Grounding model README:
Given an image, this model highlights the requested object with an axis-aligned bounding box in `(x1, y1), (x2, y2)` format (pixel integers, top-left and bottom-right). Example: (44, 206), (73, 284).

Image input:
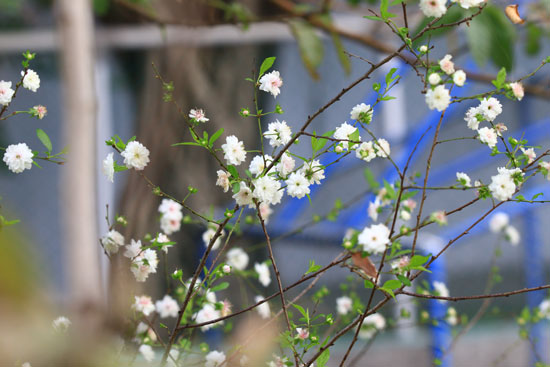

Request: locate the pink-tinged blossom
(133, 295), (156, 316)
(509, 82), (524, 101)
(295, 328), (309, 340)
(195, 304), (222, 331)
(478, 127), (498, 148)
(336, 296), (353, 315)
(431, 210), (448, 226)
(425, 85), (451, 111)
(439, 54), (455, 75)
(0, 81), (14, 106)
(155, 295), (179, 318)
(420, 0), (447, 17)
(259, 70), (283, 97)
(189, 108), (209, 122)
(216, 170), (231, 192)
(521, 147), (536, 164)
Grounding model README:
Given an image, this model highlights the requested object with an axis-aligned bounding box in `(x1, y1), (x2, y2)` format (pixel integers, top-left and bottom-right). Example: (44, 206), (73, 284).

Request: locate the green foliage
(35, 128), (52, 154)
(288, 19), (324, 79)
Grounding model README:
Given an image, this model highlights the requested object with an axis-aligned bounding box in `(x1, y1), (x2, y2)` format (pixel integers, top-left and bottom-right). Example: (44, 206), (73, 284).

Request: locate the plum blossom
(259, 70), (283, 97)
(255, 296), (271, 319)
(456, 172), (471, 187)
(521, 147), (536, 164)
(479, 97), (502, 121)
(359, 313), (385, 339)
(249, 154), (273, 176)
(334, 122), (360, 150)
(504, 225), (520, 245)
(446, 307), (458, 326)
(433, 281), (450, 302)
(155, 295), (179, 318)
(509, 82), (524, 101)
(358, 223), (390, 254)
(540, 161), (550, 180)
(368, 198), (382, 221)
(255, 262), (271, 287)
(154, 233), (172, 253)
(425, 85), (451, 111)
(420, 0), (447, 17)
(232, 182), (254, 207)
(131, 249), (158, 282)
(356, 141), (377, 162)
(295, 328), (309, 340)
(121, 141), (150, 170)
(300, 159), (325, 185)
(431, 210), (448, 226)
(465, 106), (481, 130)
(189, 108), (209, 122)
(276, 152), (295, 178)
(139, 345), (155, 362)
(202, 227), (225, 250)
(336, 296), (353, 315)
(124, 239), (142, 258)
(253, 176), (283, 205)
(350, 103), (373, 124)
(374, 139), (391, 158)
(489, 167), (523, 201)
(216, 170), (231, 192)
(133, 295), (156, 316)
(221, 135), (247, 166)
(195, 304), (222, 331)
(286, 172), (310, 199)
(259, 202), (273, 223)
(52, 316), (71, 333)
(101, 230), (124, 255)
(264, 120), (292, 147)
(453, 70), (466, 86)
(428, 73), (441, 85)
(102, 153), (115, 182)
(439, 54), (455, 75)
(3, 143), (33, 173)
(539, 299), (550, 319)
(0, 81), (14, 106)
(226, 247), (249, 271)
(453, 0), (485, 9)
(31, 105), (47, 119)
(478, 127), (498, 148)
(489, 212), (509, 233)
(205, 351), (226, 367)
(22, 69), (40, 92)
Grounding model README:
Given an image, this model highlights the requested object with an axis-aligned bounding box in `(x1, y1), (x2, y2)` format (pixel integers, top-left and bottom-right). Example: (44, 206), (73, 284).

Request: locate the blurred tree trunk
(110, 0), (266, 329)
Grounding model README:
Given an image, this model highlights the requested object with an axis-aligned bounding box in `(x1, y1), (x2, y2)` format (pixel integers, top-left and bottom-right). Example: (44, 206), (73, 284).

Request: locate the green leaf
(364, 15), (384, 22)
(531, 192), (543, 201)
(306, 260), (322, 274)
(330, 30), (351, 75)
(36, 128), (52, 153)
(363, 167), (380, 190)
(397, 274), (411, 286)
(364, 279), (375, 288)
(172, 142), (203, 147)
(383, 279), (402, 290)
(288, 19), (324, 80)
(209, 128), (224, 148)
(227, 165), (239, 179)
(409, 254), (431, 267)
(380, 287), (396, 299)
(492, 67), (507, 90)
(525, 23), (542, 55)
(317, 349), (330, 367)
(210, 282), (230, 292)
(412, 6), (464, 47)
(380, 0), (397, 20)
(385, 67), (399, 86)
(258, 57), (276, 79)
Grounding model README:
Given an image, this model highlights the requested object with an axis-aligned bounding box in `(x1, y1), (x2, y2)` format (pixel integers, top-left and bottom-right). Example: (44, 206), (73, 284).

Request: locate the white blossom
(249, 154), (273, 176)
(102, 153), (115, 182)
(446, 307), (458, 326)
(374, 139), (391, 158)
(189, 108), (209, 123)
(425, 85), (451, 111)
(255, 262), (272, 287)
(195, 304), (222, 331)
(255, 296), (271, 319)
(350, 103), (373, 123)
(465, 106), (481, 130)
(3, 143), (33, 173)
(428, 73), (441, 85)
(158, 199), (182, 215)
(101, 230), (125, 255)
(336, 296), (353, 315)
(504, 225), (520, 246)
(539, 299), (550, 319)
(368, 199), (381, 221)
(155, 295), (179, 318)
(509, 82), (524, 101)
(295, 327), (309, 340)
(160, 212), (182, 235)
(205, 351), (226, 367)
(521, 147), (536, 164)
(133, 295), (155, 316)
(276, 152), (295, 178)
(356, 141), (377, 162)
(489, 212), (509, 233)
(359, 313), (385, 339)
(0, 81), (14, 106)
(479, 97), (502, 121)
(259, 70), (283, 97)
(22, 69), (40, 92)
(226, 247), (249, 271)
(453, 70), (466, 86)
(439, 54), (455, 75)
(202, 227), (225, 250)
(478, 127), (498, 148)
(259, 202), (273, 223)
(52, 316), (71, 333)
(131, 249), (158, 282)
(358, 223), (390, 254)
(253, 175), (283, 205)
(216, 170), (231, 192)
(232, 182), (254, 207)
(540, 161), (550, 180)
(121, 141), (150, 170)
(433, 281), (449, 302)
(334, 122), (360, 150)
(286, 172), (310, 199)
(139, 345), (155, 362)
(264, 120), (292, 148)
(456, 172), (471, 187)
(454, 0), (485, 9)
(221, 135), (247, 166)
(300, 159), (325, 185)
(124, 239), (142, 259)
(155, 233), (172, 253)
(489, 167), (522, 201)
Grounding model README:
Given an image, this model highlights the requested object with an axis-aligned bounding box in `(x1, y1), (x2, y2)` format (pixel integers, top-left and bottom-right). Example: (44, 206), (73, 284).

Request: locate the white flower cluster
(255, 262), (272, 287)
(264, 120), (292, 148)
(420, 0), (484, 18)
(159, 198), (183, 235)
(101, 229), (125, 255)
(334, 122), (360, 151)
(425, 55), (467, 112)
(205, 350), (226, 367)
(259, 70), (283, 98)
(0, 80), (15, 106)
(202, 225), (226, 250)
(336, 296), (353, 315)
(121, 141), (150, 170)
(489, 212), (520, 245)
(226, 247), (249, 271)
(358, 313), (386, 339)
(124, 239), (158, 282)
(488, 167), (523, 201)
(356, 139), (390, 162)
(463, 97), (505, 150)
(350, 103), (373, 124)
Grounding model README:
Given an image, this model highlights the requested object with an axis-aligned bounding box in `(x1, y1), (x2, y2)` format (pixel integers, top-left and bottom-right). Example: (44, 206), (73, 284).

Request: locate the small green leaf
(383, 279), (402, 290)
(258, 57), (276, 79)
(209, 128), (224, 148)
(36, 128), (52, 153)
(364, 279), (375, 288)
(492, 67), (507, 90)
(306, 260), (322, 274)
(227, 165), (239, 179)
(397, 274), (411, 286)
(210, 282), (230, 292)
(364, 15), (384, 21)
(317, 349), (330, 367)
